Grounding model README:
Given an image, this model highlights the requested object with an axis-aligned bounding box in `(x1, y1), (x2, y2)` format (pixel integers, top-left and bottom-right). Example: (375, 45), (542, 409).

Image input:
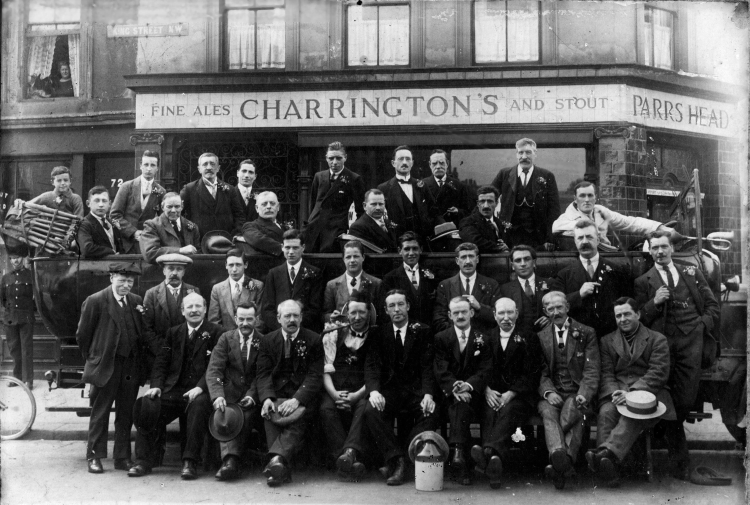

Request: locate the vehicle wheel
(0, 376), (37, 440)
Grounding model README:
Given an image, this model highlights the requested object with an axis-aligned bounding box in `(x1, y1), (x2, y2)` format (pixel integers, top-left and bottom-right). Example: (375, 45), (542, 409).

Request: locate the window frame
(344, 0), (412, 69)
(639, 4), (676, 71)
(471, 0), (542, 66)
(222, 0), (287, 72)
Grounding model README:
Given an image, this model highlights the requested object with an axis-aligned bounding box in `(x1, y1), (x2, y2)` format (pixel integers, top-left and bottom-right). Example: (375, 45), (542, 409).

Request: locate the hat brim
(407, 430), (449, 463)
(430, 231), (461, 241)
(617, 401), (667, 420)
(133, 396), (161, 432)
(209, 403), (244, 442)
(269, 399), (306, 426)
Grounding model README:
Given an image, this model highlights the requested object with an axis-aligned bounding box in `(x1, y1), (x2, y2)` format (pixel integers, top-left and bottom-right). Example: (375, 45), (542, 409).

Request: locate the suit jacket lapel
(629, 326), (649, 364)
(220, 280), (234, 318)
(677, 267), (702, 313)
(462, 329), (477, 368)
(191, 321), (206, 358)
(106, 289), (123, 333)
(291, 262), (304, 298)
(611, 329), (628, 361)
(132, 178), (143, 213)
(540, 325), (554, 367)
(160, 213), (179, 240)
(157, 283), (170, 317)
(451, 329), (462, 364)
(228, 331), (244, 372)
(335, 274), (348, 310)
(506, 166), (518, 196)
(403, 325), (415, 360)
(391, 179), (407, 217)
(197, 179), (217, 209)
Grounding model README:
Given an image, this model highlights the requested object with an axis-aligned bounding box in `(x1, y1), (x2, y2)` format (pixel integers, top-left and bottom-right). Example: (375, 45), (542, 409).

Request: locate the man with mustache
(323, 240), (381, 325)
(241, 191), (285, 256)
(209, 248), (266, 332)
(140, 192), (201, 264)
(348, 189), (399, 253)
(458, 186), (509, 254)
(421, 149), (475, 227)
(536, 291), (599, 490)
(257, 299), (324, 487)
(499, 245), (552, 334)
(634, 230), (719, 480)
(128, 293), (222, 479)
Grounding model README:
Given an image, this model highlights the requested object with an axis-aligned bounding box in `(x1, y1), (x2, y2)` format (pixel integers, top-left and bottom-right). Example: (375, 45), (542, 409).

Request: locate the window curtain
(67, 33), (79, 96)
(507, 0), (538, 62)
(228, 10), (256, 70)
(257, 8), (285, 69)
(27, 36), (56, 79)
(475, 0), (538, 63)
(348, 5), (378, 66)
(652, 10), (673, 69)
(475, 2), (506, 63)
(378, 6), (409, 66)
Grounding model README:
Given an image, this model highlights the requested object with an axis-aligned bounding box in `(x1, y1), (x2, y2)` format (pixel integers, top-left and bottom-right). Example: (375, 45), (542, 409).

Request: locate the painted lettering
(482, 95), (498, 115)
(383, 97), (401, 117)
(264, 100), (281, 120)
(305, 99), (322, 119)
(427, 96), (448, 116)
(362, 97), (379, 117)
(240, 99), (258, 120)
(453, 95), (470, 117)
(405, 96), (424, 116)
(330, 99), (346, 118)
(284, 101), (302, 120)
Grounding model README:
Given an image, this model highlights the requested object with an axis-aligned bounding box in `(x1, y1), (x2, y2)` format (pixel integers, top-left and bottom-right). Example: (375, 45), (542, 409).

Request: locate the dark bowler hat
(209, 403), (244, 441)
(133, 396), (161, 433)
(108, 262), (142, 276)
(268, 398), (306, 427)
(201, 230), (234, 254)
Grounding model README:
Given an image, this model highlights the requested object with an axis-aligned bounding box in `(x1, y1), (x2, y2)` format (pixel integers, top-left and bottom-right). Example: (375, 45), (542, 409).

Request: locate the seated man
(77, 186), (123, 258)
(257, 300), (324, 487)
(323, 240), (381, 324)
(586, 297), (674, 487)
(348, 189), (400, 253)
(421, 149), (475, 227)
(139, 192), (200, 264)
(537, 291), (600, 490)
(470, 298), (542, 489)
(207, 302), (265, 481)
(458, 186), (509, 254)
(209, 248), (265, 332)
(433, 242), (500, 334)
(241, 191), (285, 256)
(433, 297), (493, 486)
(14, 165), (84, 217)
(499, 245), (552, 334)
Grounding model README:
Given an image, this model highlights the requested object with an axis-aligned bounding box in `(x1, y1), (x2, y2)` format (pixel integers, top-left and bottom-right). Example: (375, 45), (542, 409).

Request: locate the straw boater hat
(616, 391), (667, 420)
(209, 403), (244, 442)
(155, 253), (193, 266)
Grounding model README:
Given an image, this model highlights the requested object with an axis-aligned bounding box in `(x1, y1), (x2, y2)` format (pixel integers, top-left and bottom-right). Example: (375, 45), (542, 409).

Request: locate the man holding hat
(140, 192), (201, 264)
(128, 292), (222, 479)
(76, 262), (155, 474)
(1, 243), (35, 388)
(586, 297), (674, 487)
(206, 302), (265, 481)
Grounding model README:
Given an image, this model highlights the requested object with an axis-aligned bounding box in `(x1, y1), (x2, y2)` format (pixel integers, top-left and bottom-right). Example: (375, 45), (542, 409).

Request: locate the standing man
(421, 149), (474, 227)
(234, 159), (259, 223)
(241, 191), (285, 256)
(323, 240), (381, 324)
(364, 289), (438, 486)
(127, 292), (222, 479)
(206, 302), (265, 481)
(499, 245), (552, 334)
(551, 219), (625, 338)
(491, 138), (560, 250)
(181, 152), (245, 240)
(377, 145), (439, 242)
(76, 262), (154, 473)
(634, 230), (719, 480)
(433, 242), (501, 334)
(305, 142), (366, 253)
(433, 297), (493, 486)
(1, 244), (35, 388)
(348, 189), (400, 253)
(537, 291), (599, 490)
(110, 150), (166, 254)
(257, 300), (324, 487)
(139, 192), (201, 264)
(209, 248), (265, 332)
(458, 186), (509, 254)
(14, 165), (84, 217)
(77, 186), (124, 258)
(261, 229), (323, 333)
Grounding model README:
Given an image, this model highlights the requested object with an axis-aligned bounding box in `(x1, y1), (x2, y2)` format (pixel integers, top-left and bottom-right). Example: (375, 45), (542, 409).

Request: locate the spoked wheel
(0, 376), (37, 440)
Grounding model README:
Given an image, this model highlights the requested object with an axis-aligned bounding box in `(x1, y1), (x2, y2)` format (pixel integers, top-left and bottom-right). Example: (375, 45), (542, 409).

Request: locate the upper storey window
(347, 2), (410, 67)
(642, 6), (674, 70)
(225, 0), (285, 70)
(474, 0), (540, 64)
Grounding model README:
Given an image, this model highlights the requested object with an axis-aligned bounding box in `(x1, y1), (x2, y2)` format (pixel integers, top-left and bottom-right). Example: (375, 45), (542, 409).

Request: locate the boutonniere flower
(251, 338), (260, 350)
(250, 191), (259, 200)
(514, 334), (524, 344)
(55, 196), (63, 205)
(185, 221), (195, 231)
(200, 331), (211, 341)
(151, 186), (165, 196)
(300, 267), (316, 280)
(107, 217), (121, 230)
(540, 281), (549, 291)
(295, 340), (308, 358)
(416, 180), (425, 188)
(603, 264), (613, 273)
(479, 283), (490, 294)
(344, 354), (358, 365)
(243, 279), (257, 291)
(218, 182), (231, 193)
(206, 349), (212, 356)
(135, 305), (146, 314)
(511, 427), (526, 443)
(537, 177), (546, 186)
(282, 220), (296, 231)
(421, 269), (435, 279)
(501, 221), (512, 231)
(683, 266), (696, 276)
(338, 176), (350, 185)
(408, 322), (423, 331)
(186, 288), (195, 295)
(571, 328), (581, 339)
(386, 220), (398, 230)
(447, 180), (457, 190)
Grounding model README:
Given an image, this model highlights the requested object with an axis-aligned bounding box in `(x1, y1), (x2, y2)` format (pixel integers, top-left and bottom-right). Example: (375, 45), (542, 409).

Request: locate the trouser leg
(112, 355), (139, 460)
(183, 393), (213, 461)
(484, 398), (534, 459)
(342, 397), (368, 454)
(320, 393), (348, 458)
(538, 400), (564, 456)
(4, 324), (23, 381)
(559, 396), (584, 462)
(603, 415), (659, 461)
(221, 405), (262, 460)
(364, 395), (401, 462)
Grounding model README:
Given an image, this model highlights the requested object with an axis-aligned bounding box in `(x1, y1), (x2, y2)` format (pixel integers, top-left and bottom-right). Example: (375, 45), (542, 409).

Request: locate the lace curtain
(27, 36), (56, 79)
(68, 33), (80, 96)
(652, 9), (673, 69)
(227, 8), (285, 70)
(475, 0), (539, 63)
(348, 5), (408, 66)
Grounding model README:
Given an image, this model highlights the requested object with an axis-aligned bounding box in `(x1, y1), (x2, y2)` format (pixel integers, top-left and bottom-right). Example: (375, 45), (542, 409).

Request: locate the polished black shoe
(470, 445), (487, 472)
(351, 461), (366, 481)
(486, 454), (503, 489)
(128, 464), (151, 477)
(545, 464), (566, 490)
(386, 457), (406, 486)
(336, 448), (358, 474)
(378, 461), (394, 480)
(87, 458), (104, 474)
(7, 381), (18, 388)
(114, 458), (135, 471)
(549, 449), (572, 475)
(585, 450), (598, 472)
(215, 456), (240, 481)
(598, 449), (620, 487)
(264, 455), (291, 486)
(181, 459), (198, 480)
(449, 445), (466, 479)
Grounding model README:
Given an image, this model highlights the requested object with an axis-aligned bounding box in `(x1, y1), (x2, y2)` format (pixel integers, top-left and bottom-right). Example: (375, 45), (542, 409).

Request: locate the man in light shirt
(14, 165), (84, 217)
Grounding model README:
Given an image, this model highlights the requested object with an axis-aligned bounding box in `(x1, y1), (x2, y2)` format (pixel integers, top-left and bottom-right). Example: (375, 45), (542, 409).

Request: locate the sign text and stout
(135, 84), (739, 138)
(107, 23), (188, 38)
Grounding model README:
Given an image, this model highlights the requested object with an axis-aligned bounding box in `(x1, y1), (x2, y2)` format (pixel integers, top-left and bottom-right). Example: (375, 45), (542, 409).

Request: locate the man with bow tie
(127, 292), (223, 479)
(77, 186), (124, 258)
(206, 302), (265, 481)
(434, 297), (493, 486)
(470, 297), (542, 489)
(323, 240), (381, 325)
(233, 159), (259, 223)
(459, 186), (509, 253)
(421, 149), (475, 227)
(241, 191), (285, 256)
(348, 189), (400, 253)
(209, 248), (266, 332)
(257, 299), (324, 487)
(140, 193), (201, 264)
(110, 151), (165, 254)
(499, 245), (552, 334)
(537, 291), (599, 490)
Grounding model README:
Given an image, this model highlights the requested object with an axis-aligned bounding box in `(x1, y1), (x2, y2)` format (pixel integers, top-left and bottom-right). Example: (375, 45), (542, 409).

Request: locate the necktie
(557, 330), (565, 349)
(207, 183), (216, 198)
(379, 221), (388, 233)
(232, 282), (241, 307)
(284, 335), (291, 359)
(586, 259), (595, 278)
(289, 267), (296, 282)
(437, 179), (444, 188)
(350, 277), (357, 288)
(101, 218), (110, 231)
(397, 178), (410, 185)
(116, 297), (124, 308)
(171, 287), (179, 299)
(395, 329), (404, 362)
(189, 329), (196, 341)
(464, 278), (471, 296)
(241, 335), (249, 369)
(524, 279), (534, 299)
(664, 266), (676, 290)
(522, 167), (530, 186)
(409, 268), (418, 289)
(459, 331), (467, 353)
(488, 219), (500, 237)
(171, 220), (185, 247)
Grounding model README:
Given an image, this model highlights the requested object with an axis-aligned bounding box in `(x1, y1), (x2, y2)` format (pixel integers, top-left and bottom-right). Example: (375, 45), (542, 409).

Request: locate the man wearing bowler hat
(206, 302), (265, 481)
(127, 292), (222, 479)
(76, 262), (155, 474)
(140, 192), (201, 264)
(586, 297), (674, 487)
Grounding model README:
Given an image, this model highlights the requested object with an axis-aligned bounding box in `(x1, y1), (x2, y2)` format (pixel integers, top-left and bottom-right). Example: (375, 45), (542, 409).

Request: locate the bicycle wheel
(0, 376), (37, 440)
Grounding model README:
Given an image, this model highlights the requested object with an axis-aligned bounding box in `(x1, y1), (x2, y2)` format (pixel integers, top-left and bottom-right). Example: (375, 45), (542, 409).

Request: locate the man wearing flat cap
(140, 192), (201, 264)
(76, 262), (156, 474)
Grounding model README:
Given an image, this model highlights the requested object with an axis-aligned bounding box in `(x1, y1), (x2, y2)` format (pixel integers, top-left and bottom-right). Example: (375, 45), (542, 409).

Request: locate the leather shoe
(549, 449), (572, 475)
(265, 455), (290, 486)
(181, 459), (198, 480)
(378, 461), (394, 480)
(545, 464), (566, 490)
(87, 458), (104, 474)
(486, 455), (503, 489)
(128, 464), (151, 477)
(585, 450), (598, 472)
(215, 456), (240, 481)
(114, 458), (135, 471)
(470, 445), (487, 472)
(386, 457), (406, 486)
(352, 461), (366, 481)
(336, 448), (358, 474)
(449, 445), (466, 478)
(267, 474), (291, 487)
(598, 449), (620, 487)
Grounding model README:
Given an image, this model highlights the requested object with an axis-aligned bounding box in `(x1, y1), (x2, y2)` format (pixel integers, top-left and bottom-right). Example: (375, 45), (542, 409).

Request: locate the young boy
(14, 166), (84, 217)
(77, 186), (123, 258)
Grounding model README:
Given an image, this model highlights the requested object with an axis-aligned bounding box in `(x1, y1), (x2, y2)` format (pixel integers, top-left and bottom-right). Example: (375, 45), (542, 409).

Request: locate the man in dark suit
(433, 242), (501, 334)
(634, 230), (719, 480)
(348, 189), (399, 253)
(206, 302), (265, 481)
(458, 186), (509, 254)
(77, 186), (124, 258)
(434, 297), (493, 485)
(551, 219), (626, 339)
(364, 289), (438, 486)
(470, 297), (542, 489)
(1, 244), (35, 388)
(234, 159), (259, 223)
(377, 145), (439, 243)
(537, 291), (600, 490)
(209, 248), (265, 332)
(261, 229), (323, 333)
(421, 149), (474, 227)
(110, 150), (165, 254)
(378, 232), (437, 327)
(491, 138), (560, 250)
(128, 293), (222, 479)
(180, 152), (245, 240)
(257, 299), (324, 487)
(323, 240), (381, 325)
(241, 191), (285, 256)
(139, 193), (201, 264)
(76, 262), (154, 474)
(499, 245), (552, 334)
(304, 142), (366, 253)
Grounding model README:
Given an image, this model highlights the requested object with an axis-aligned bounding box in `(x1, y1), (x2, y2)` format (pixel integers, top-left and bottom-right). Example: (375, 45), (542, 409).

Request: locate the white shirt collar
(187, 323), (201, 334)
(518, 273), (536, 288)
(111, 286), (126, 303)
(454, 325), (471, 337)
(238, 184), (252, 199)
(657, 261), (675, 271)
(393, 324), (408, 339)
(434, 176), (445, 184)
(517, 165), (535, 178)
(499, 325), (515, 339)
(165, 281), (182, 291)
(202, 177), (217, 188)
(237, 328), (254, 342)
(287, 260), (302, 271)
(396, 175), (411, 182)
(141, 176), (154, 192)
(460, 272), (477, 284)
(346, 272), (362, 284)
(579, 253), (600, 267)
(404, 263), (419, 273)
(284, 328), (300, 340)
(231, 275), (245, 287)
(169, 217), (182, 231)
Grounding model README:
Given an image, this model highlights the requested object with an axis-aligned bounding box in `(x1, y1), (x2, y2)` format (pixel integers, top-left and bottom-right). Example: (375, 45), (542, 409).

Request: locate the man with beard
(499, 245), (552, 334)
(140, 192), (200, 264)
(209, 248), (265, 332)
(348, 189), (399, 253)
(206, 302), (265, 481)
(77, 186), (124, 258)
(234, 159), (260, 222)
(128, 293), (222, 479)
(421, 149), (474, 227)
(537, 291), (599, 490)
(257, 300), (324, 487)
(241, 191), (285, 256)
(323, 240), (381, 325)
(458, 186), (509, 253)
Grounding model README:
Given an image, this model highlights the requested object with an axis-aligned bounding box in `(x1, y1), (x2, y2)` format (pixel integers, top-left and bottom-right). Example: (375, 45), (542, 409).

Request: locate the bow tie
(397, 178), (411, 185)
